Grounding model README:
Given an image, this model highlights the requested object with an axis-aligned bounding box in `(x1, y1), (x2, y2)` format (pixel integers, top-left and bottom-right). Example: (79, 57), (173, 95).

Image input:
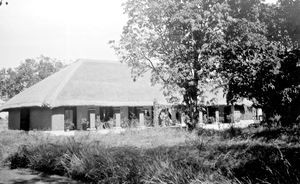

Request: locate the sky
(0, 0), (277, 68)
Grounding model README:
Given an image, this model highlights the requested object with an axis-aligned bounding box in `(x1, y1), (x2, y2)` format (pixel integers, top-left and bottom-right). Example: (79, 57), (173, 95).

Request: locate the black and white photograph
(0, 0), (299, 183)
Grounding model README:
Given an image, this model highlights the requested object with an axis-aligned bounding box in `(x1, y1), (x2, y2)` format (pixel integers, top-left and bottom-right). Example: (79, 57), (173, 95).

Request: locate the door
(64, 107), (77, 130)
(20, 108), (30, 131)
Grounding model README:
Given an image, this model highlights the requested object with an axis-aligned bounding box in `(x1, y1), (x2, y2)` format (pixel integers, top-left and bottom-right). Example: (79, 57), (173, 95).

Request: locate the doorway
(99, 107), (113, 121)
(20, 108), (30, 131)
(64, 107), (77, 130)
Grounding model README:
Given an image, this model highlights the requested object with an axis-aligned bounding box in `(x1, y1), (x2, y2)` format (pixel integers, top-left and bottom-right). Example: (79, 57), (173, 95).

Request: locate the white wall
(51, 107), (65, 130)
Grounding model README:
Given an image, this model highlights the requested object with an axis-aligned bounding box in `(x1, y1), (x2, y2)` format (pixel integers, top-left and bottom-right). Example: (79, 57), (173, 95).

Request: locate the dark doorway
(99, 107), (114, 121)
(224, 106), (232, 123)
(64, 107), (77, 130)
(88, 109), (96, 125)
(128, 107), (138, 120)
(20, 108), (30, 131)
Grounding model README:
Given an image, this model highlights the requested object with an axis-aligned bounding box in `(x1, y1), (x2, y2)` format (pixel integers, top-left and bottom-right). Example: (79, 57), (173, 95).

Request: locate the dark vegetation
(112, 0), (300, 128)
(3, 127), (300, 184)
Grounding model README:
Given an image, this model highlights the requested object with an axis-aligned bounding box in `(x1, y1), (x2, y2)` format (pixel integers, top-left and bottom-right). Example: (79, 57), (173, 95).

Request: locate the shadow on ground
(0, 167), (80, 184)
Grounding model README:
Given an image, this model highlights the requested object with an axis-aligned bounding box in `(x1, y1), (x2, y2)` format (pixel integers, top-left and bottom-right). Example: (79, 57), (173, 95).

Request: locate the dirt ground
(0, 167), (80, 184)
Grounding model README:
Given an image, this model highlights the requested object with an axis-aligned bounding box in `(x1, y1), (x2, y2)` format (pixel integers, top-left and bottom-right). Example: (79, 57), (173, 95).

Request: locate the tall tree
(114, 0), (300, 127)
(220, 0), (300, 124)
(259, 0), (300, 47)
(112, 0), (232, 129)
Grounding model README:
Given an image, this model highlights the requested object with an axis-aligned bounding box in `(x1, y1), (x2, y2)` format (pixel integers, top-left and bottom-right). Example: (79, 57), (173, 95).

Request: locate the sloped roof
(0, 60), (168, 111)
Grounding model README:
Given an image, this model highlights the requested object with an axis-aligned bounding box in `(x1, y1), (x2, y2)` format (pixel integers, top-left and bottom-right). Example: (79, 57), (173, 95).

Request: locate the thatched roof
(202, 88), (253, 106)
(0, 60), (168, 111)
(200, 84), (253, 106)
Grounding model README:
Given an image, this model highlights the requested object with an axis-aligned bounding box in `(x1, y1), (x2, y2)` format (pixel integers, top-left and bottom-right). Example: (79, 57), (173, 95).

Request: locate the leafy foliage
(0, 55), (64, 99)
(221, 35), (300, 123)
(113, 0), (300, 126)
(112, 0), (234, 129)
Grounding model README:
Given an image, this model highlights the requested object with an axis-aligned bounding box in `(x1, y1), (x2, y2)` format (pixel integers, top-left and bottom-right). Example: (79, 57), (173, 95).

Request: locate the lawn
(0, 126), (300, 184)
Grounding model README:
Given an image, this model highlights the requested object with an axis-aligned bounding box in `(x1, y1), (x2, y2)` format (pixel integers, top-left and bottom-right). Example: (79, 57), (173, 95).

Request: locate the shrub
(65, 119), (74, 131)
(197, 128), (219, 137)
(80, 118), (89, 130)
(7, 145), (30, 169)
(216, 144), (300, 184)
(121, 118), (139, 128)
(221, 126), (242, 139)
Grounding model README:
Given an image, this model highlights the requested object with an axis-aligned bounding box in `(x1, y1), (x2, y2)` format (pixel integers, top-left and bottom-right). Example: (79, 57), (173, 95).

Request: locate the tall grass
(0, 130), (41, 162)
(2, 127), (300, 184)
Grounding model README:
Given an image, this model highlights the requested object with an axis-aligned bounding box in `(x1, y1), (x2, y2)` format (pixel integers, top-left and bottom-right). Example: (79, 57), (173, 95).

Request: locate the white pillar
(181, 113), (186, 127)
(139, 111), (145, 127)
(153, 99), (159, 127)
(89, 111), (96, 130)
(257, 108), (263, 121)
(115, 113), (121, 128)
(199, 111), (203, 124)
(171, 108), (177, 125)
(114, 107), (121, 128)
(215, 110), (219, 123)
(231, 105), (235, 123)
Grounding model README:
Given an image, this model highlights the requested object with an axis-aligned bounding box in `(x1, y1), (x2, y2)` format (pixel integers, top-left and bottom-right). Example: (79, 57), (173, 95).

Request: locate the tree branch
(142, 54), (168, 84)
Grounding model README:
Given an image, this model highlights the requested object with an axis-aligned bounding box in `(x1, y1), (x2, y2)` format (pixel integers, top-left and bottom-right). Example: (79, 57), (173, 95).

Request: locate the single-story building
(0, 59), (260, 131)
(0, 60), (171, 131)
(199, 88), (262, 124)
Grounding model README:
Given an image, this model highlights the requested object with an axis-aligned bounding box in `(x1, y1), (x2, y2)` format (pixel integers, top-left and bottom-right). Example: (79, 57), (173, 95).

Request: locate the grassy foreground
(0, 127), (300, 184)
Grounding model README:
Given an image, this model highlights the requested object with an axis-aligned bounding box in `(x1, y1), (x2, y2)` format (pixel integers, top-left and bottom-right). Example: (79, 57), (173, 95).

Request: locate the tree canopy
(220, 0), (300, 124)
(0, 55), (64, 100)
(112, 0), (234, 128)
(113, 0), (300, 127)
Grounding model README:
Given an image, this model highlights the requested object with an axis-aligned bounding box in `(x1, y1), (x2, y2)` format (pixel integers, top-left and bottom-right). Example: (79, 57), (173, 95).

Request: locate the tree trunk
(183, 82), (199, 131)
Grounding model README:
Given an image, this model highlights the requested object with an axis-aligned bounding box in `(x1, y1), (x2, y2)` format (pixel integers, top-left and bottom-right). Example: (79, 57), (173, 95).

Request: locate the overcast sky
(0, 0), (277, 68)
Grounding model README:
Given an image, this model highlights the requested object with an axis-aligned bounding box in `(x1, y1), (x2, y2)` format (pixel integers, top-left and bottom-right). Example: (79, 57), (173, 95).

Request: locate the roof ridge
(44, 61), (83, 107)
(76, 58), (120, 64)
